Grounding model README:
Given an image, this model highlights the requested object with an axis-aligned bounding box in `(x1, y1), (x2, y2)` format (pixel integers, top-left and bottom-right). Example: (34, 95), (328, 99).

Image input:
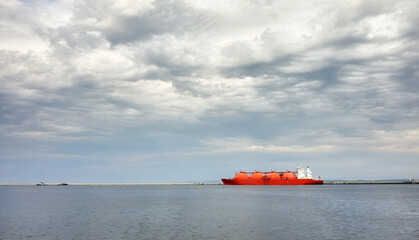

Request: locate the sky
(0, 0), (418, 183)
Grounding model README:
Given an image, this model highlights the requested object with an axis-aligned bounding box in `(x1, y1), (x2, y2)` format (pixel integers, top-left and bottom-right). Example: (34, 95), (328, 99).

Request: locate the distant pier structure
(0, 180), (418, 186)
(324, 180), (418, 185)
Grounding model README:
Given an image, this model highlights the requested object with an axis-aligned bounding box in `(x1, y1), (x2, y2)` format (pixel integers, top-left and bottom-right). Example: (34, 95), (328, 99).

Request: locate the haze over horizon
(1, 0), (418, 183)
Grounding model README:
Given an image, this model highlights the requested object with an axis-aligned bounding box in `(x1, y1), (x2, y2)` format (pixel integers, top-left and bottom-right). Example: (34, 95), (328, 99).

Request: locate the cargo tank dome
(250, 172), (264, 179)
(267, 172), (281, 179)
(282, 172), (297, 179)
(234, 172), (249, 179)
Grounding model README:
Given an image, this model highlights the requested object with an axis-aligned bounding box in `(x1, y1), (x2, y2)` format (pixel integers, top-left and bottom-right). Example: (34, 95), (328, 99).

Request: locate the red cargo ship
(222, 166), (323, 185)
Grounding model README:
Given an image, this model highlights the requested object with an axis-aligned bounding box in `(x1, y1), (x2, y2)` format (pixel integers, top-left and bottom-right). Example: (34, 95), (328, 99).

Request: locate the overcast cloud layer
(1, 0), (418, 182)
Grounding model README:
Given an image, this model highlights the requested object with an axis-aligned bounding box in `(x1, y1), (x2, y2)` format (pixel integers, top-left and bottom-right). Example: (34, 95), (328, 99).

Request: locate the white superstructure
(306, 166), (313, 179)
(296, 166), (313, 179)
(297, 166), (305, 179)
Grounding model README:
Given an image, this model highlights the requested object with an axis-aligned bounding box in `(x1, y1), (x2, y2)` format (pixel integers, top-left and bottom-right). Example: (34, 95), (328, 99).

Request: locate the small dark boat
(57, 183), (68, 186)
(36, 182), (46, 186)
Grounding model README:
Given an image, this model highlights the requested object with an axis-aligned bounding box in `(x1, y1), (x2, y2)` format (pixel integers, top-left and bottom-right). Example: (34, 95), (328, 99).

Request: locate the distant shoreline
(0, 183), (222, 186)
(0, 180), (418, 186)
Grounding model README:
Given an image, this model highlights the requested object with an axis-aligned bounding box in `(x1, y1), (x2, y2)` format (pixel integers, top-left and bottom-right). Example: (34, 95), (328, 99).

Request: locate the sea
(0, 184), (418, 240)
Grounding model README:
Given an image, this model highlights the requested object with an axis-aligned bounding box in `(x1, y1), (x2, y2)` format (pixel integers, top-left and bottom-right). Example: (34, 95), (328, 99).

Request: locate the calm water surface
(0, 185), (418, 240)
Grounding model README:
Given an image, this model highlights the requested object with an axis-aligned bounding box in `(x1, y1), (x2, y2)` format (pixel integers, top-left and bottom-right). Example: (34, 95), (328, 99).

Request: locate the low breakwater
(2, 181), (419, 186)
(324, 180), (418, 184)
(0, 183), (223, 186)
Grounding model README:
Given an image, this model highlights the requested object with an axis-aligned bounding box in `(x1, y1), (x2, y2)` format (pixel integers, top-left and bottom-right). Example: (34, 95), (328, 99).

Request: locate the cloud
(370, 129), (419, 152)
(69, 0), (218, 45)
(1, 0), (418, 182)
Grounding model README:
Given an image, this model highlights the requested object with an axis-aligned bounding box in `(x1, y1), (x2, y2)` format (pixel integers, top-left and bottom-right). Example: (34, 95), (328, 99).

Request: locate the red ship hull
(222, 178), (323, 185)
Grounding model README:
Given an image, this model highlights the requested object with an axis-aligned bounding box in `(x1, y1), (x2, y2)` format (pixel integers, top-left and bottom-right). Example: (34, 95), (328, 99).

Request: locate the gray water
(0, 185), (418, 240)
